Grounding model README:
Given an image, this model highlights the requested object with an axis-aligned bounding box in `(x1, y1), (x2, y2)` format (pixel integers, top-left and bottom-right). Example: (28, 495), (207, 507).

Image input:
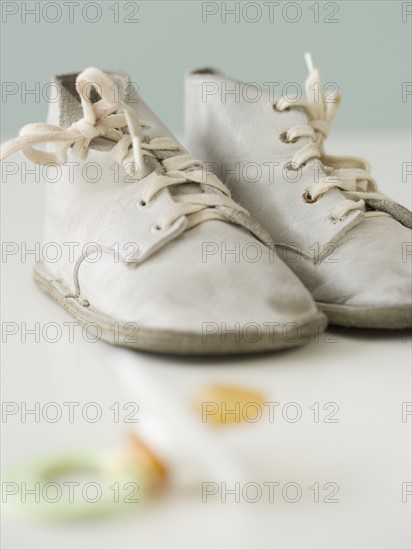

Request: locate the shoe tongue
(58, 70), (131, 129)
(70, 70), (206, 197)
(104, 71), (130, 103)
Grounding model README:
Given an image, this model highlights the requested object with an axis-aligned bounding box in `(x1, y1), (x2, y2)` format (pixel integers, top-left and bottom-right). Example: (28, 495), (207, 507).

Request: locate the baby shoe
(185, 55), (412, 329)
(1, 68), (326, 354)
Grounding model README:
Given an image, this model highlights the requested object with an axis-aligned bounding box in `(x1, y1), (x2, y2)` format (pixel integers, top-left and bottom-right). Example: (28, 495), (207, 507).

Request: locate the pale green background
(1, 0), (411, 137)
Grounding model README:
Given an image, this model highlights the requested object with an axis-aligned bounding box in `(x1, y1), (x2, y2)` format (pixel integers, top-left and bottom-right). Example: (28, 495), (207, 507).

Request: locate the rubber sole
(33, 262), (328, 355)
(316, 301), (412, 329)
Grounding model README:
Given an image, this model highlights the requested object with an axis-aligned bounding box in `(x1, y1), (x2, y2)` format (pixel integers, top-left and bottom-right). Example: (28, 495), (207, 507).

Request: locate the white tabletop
(1, 133), (411, 549)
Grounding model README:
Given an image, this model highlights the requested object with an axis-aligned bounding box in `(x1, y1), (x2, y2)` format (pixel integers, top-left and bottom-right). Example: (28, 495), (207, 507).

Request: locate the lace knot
(72, 118), (102, 140)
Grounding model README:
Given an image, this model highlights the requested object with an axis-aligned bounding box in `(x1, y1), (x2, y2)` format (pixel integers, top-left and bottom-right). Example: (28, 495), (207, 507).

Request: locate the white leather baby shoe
(185, 55), (412, 329)
(1, 68), (326, 354)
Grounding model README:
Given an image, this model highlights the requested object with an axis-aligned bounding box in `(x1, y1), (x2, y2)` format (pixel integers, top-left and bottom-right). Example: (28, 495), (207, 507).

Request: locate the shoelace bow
(0, 67), (247, 232)
(275, 53), (390, 222)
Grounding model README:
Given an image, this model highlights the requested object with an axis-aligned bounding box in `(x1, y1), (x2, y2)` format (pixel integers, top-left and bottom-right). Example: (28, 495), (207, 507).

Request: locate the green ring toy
(4, 450), (150, 521)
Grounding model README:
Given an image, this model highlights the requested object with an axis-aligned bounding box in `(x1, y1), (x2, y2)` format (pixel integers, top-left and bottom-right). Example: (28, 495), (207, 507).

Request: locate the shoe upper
(185, 55), (412, 314)
(1, 67), (321, 340)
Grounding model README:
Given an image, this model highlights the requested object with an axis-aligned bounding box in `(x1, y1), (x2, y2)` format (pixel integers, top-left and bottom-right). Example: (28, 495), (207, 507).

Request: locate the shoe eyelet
(273, 103), (290, 113)
(327, 215), (345, 224)
(137, 199), (148, 209)
(151, 224), (163, 233)
(279, 132), (297, 144)
(302, 190), (317, 204)
(322, 164), (334, 175)
(284, 161), (301, 171)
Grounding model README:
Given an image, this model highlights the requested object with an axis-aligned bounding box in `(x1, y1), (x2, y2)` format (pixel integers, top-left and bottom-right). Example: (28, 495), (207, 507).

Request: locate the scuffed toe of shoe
(294, 217), (412, 328)
(77, 221), (324, 352)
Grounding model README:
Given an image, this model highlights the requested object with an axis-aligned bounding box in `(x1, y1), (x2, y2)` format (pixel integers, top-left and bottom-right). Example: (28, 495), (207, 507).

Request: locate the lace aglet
(304, 52), (314, 74)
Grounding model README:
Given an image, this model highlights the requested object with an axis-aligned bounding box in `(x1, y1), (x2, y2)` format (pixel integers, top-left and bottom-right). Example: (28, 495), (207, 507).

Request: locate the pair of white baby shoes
(2, 55), (411, 354)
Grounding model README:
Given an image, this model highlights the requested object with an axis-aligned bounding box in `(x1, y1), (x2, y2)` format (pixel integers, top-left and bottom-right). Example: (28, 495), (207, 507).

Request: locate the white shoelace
(0, 67), (248, 232)
(275, 53), (390, 222)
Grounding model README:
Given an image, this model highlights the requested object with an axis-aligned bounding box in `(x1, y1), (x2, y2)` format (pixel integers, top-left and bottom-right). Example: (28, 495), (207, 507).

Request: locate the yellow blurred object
(194, 384), (265, 426)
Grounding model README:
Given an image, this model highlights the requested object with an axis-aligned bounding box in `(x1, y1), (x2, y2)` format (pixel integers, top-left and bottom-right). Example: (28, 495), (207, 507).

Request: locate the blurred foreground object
(3, 432), (167, 522)
(194, 384), (265, 426)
